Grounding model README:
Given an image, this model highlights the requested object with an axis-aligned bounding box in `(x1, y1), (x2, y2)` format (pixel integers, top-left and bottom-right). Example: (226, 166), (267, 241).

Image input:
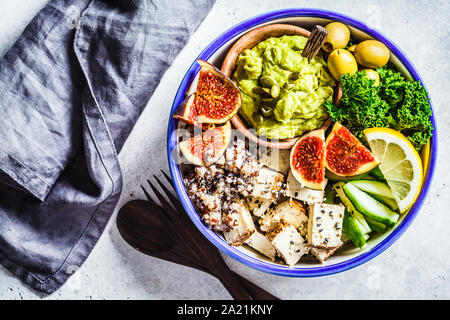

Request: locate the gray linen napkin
(0, 0), (215, 295)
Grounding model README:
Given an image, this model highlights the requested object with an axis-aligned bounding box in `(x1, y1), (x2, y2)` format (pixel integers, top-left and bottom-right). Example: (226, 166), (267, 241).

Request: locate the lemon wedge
(364, 128), (423, 213)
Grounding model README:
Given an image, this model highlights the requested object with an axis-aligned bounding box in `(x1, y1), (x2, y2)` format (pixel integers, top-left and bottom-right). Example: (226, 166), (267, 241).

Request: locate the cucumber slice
(333, 183), (371, 234)
(349, 180), (394, 199)
(343, 211), (367, 248)
(365, 217), (387, 233)
(370, 194), (399, 211)
(349, 180), (398, 211)
(343, 183), (400, 227)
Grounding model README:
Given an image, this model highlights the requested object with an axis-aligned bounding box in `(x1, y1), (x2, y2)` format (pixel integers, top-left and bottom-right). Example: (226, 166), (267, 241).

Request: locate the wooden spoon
(116, 200), (279, 300)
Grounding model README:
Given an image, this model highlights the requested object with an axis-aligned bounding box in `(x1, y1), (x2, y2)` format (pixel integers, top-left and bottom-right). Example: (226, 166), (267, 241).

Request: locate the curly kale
(378, 66), (405, 105)
(326, 67), (433, 151)
(393, 81), (433, 150)
(326, 71), (391, 142)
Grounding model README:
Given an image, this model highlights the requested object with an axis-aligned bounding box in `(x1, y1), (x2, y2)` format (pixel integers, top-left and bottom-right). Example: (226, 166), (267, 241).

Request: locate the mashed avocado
(232, 35), (335, 139)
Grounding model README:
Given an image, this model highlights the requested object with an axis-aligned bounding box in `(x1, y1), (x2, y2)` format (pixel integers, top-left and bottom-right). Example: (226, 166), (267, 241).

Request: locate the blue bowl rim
(166, 8), (437, 277)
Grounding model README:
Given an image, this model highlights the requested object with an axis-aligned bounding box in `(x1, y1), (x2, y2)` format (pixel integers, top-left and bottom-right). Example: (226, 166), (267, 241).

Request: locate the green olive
(354, 40), (390, 68)
(322, 22), (350, 53)
(260, 76), (277, 88)
(252, 112), (264, 123)
(259, 106), (274, 117)
(327, 49), (358, 81)
(361, 69), (380, 86)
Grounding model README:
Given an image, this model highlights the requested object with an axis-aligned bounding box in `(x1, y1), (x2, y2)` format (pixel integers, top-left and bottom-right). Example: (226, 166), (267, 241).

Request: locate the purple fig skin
(173, 60), (242, 126)
(173, 94), (198, 126)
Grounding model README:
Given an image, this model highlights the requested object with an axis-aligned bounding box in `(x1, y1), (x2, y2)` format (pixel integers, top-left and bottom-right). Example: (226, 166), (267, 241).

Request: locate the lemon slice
(364, 128), (423, 213)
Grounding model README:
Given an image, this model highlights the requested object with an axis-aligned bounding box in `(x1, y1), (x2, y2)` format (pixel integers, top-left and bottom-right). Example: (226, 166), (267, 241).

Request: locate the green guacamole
(232, 35), (335, 139)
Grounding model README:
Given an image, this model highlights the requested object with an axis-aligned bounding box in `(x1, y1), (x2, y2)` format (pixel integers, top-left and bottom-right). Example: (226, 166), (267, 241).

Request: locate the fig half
(173, 60), (241, 126)
(179, 121), (231, 166)
(290, 129), (327, 190)
(325, 122), (379, 176)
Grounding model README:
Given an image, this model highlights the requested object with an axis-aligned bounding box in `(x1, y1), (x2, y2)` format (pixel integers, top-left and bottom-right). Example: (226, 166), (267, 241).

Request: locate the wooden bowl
(221, 24), (312, 149)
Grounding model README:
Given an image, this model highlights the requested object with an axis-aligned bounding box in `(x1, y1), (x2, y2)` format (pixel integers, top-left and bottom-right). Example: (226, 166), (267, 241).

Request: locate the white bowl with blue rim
(166, 9), (437, 277)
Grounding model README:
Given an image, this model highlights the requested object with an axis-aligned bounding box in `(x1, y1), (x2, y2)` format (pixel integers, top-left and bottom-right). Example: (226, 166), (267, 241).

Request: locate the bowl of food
(167, 9), (437, 277)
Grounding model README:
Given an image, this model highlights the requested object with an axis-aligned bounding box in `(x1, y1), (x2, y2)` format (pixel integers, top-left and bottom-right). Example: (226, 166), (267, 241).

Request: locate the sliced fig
(179, 121), (231, 166)
(173, 94), (197, 125)
(290, 129), (327, 190)
(325, 122), (379, 176)
(173, 59), (241, 126)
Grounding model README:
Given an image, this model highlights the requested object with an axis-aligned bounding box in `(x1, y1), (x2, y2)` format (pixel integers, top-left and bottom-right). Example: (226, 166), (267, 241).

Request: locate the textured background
(0, 0), (448, 299)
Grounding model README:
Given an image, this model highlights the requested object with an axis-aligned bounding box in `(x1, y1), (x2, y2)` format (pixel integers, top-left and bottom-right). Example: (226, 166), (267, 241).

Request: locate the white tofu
(259, 198), (307, 233)
(310, 244), (342, 263)
(258, 148), (291, 174)
(245, 196), (272, 218)
(307, 203), (345, 249)
(285, 170), (325, 204)
(251, 167), (285, 202)
(267, 222), (309, 266)
(223, 201), (255, 246)
(244, 231), (276, 261)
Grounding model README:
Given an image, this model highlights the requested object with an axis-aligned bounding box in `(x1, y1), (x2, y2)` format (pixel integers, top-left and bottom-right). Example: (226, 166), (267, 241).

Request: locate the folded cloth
(0, 0), (215, 295)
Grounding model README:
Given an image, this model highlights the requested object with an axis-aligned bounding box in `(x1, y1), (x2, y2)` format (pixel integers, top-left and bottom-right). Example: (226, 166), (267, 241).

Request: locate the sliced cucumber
(333, 183), (371, 234)
(365, 217), (387, 233)
(343, 183), (399, 228)
(349, 180), (398, 211)
(343, 211), (367, 248)
(349, 180), (394, 199)
(370, 194), (399, 211)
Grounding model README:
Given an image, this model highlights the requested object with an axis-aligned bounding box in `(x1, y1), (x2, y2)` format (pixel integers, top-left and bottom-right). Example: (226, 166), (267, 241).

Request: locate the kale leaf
(326, 67), (433, 151)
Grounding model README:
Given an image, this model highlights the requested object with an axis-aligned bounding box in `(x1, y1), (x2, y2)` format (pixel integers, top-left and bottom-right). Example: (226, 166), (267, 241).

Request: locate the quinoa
(183, 139), (261, 232)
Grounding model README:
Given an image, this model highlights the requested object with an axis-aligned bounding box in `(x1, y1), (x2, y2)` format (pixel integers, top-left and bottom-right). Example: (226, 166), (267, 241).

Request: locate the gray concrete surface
(0, 0), (448, 299)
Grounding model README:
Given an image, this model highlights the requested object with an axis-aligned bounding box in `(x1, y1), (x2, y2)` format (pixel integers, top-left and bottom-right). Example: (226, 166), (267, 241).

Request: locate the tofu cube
(309, 244), (342, 263)
(223, 201), (255, 246)
(285, 169), (325, 204)
(258, 148), (291, 174)
(251, 167), (285, 202)
(307, 203), (345, 249)
(246, 196), (272, 218)
(267, 221), (309, 266)
(244, 231), (276, 261)
(259, 198), (307, 233)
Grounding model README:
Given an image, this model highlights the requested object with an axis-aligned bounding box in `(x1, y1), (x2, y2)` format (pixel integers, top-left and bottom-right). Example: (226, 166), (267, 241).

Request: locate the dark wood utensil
(117, 200), (279, 300)
(144, 177), (253, 300)
(302, 25), (328, 62)
(116, 171), (279, 300)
